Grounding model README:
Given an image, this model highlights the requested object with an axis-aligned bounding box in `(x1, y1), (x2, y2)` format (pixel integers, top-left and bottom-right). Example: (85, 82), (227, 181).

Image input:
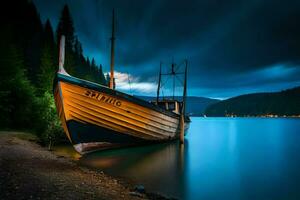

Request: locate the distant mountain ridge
(137, 96), (220, 116)
(205, 86), (300, 117)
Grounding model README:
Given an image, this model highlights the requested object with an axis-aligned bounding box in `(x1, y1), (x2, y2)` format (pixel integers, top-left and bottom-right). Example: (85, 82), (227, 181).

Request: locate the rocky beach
(0, 131), (152, 200)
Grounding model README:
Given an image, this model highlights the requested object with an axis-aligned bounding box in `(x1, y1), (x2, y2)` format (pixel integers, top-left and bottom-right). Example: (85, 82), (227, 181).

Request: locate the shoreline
(0, 131), (171, 200)
(190, 115), (300, 118)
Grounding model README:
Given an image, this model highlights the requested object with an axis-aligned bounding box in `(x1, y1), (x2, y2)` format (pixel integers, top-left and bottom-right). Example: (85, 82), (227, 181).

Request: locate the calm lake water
(56, 117), (300, 199)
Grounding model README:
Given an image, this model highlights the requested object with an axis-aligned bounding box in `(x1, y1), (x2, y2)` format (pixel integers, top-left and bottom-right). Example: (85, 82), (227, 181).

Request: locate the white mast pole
(58, 35), (69, 75)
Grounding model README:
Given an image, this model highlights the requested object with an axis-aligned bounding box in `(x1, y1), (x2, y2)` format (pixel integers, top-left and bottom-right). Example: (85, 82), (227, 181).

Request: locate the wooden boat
(53, 11), (190, 154)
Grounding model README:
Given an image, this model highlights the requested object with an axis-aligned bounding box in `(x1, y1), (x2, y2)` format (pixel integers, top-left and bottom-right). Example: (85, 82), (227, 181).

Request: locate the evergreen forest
(0, 0), (107, 145)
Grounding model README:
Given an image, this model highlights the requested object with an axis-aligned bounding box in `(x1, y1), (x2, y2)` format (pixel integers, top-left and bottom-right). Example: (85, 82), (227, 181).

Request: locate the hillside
(137, 96), (220, 116)
(205, 86), (300, 117)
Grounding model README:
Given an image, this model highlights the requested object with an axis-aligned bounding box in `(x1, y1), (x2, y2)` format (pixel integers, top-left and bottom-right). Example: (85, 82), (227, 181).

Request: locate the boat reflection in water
(79, 140), (189, 199)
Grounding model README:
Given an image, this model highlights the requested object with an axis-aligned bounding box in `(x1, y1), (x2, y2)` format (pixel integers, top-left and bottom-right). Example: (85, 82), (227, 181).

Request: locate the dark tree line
(205, 87), (300, 117)
(0, 0), (106, 146)
(55, 5), (106, 85)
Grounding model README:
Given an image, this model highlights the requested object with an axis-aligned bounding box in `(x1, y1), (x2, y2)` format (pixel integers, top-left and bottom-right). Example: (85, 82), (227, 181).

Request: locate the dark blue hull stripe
(66, 120), (149, 145)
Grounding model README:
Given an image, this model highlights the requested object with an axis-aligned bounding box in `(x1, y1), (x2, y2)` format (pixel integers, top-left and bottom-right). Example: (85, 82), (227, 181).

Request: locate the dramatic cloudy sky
(34, 0), (300, 99)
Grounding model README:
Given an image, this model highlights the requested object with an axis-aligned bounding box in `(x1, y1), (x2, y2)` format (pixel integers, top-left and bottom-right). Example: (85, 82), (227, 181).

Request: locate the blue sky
(34, 0), (300, 99)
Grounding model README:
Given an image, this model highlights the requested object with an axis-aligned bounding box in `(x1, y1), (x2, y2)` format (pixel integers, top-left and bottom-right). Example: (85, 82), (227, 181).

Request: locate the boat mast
(180, 59), (188, 144)
(172, 62), (175, 100)
(156, 62), (162, 104)
(183, 60), (188, 116)
(109, 9), (116, 89)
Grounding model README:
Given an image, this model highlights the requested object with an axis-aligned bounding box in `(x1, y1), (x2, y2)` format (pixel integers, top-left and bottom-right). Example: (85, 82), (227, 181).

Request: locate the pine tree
(86, 57), (91, 69)
(90, 58), (97, 82)
(43, 19), (55, 49)
(43, 19), (57, 70)
(99, 64), (107, 85)
(23, 1), (43, 85)
(91, 58), (96, 68)
(97, 64), (107, 85)
(0, 44), (35, 128)
(56, 4), (75, 51)
(74, 36), (83, 56)
(55, 4), (107, 85)
(38, 46), (55, 94)
(56, 4), (76, 75)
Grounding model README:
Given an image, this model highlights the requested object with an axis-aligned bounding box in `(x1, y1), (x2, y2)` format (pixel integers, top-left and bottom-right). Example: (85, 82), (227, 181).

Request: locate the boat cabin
(151, 100), (182, 115)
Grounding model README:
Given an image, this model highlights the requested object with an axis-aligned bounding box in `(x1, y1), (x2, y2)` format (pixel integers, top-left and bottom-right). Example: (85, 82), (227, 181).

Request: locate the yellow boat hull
(54, 73), (186, 154)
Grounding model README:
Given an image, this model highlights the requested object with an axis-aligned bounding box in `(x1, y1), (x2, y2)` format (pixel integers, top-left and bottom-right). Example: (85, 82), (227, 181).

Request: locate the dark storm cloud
(34, 0), (300, 98)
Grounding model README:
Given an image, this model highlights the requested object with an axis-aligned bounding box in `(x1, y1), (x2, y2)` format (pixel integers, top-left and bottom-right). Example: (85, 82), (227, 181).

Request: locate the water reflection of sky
(186, 118), (300, 200)
(57, 118), (300, 199)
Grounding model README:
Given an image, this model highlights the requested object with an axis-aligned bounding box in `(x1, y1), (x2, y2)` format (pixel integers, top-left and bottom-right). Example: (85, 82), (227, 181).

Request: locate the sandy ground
(0, 131), (149, 200)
